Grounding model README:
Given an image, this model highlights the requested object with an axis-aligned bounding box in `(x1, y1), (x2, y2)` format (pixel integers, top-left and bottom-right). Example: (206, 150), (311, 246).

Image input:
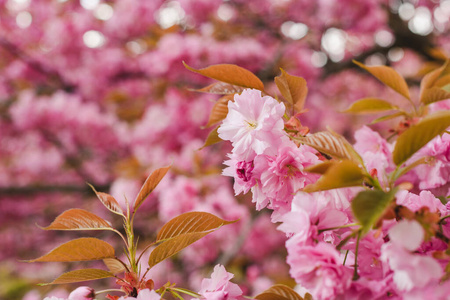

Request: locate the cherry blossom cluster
(0, 0), (449, 299)
(218, 88), (450, 299)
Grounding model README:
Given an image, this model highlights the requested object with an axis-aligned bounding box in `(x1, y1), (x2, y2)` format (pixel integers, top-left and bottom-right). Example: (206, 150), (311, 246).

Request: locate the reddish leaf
(41, 208), (112, 231)
(420, 60), (450, 102)
(294, 129), (362, 164)
(103, 258), (126, 275)
(134, 165), (171, 212)
(148, 231), (209, 268)
(184, 62), (264, 91)
(354, 60), (410, 100)
(200, 126), (222, 149)
(254, 284), (308, 300)
(275, 69), (308, 112)
(148, 212), (237, 268)
(88, 184), (124, 216)
(41, 269), (113, 285)
(205, 95), (233, 128)
(193, 82), (245, 95)
(420, 87), (450, 105)
(157, 211), (236, 242)
(27, 238), (115, 262)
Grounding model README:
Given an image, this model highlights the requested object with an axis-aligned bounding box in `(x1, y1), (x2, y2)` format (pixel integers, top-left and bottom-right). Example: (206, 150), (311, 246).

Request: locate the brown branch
(322, 9), (440, 78)
(0, 184), (110, 196)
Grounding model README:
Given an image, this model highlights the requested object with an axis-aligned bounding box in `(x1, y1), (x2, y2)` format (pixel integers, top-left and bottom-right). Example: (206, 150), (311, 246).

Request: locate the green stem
(353, 231), (362, 281)
(136, 241), (157, 265)
(336, 230), (359, 251)
(318, 223), (358, 234)
(343, 249), (349, 266)
(439, 214), (450, 224)
(95, 289), (127, 296)
(171, 287), (201, 298)
(169, 290), (184, 300)
(112, 229), (129, 248)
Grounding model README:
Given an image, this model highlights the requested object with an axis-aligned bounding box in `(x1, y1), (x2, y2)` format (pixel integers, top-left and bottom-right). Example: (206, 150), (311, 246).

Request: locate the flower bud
(68, 286), (95, 300)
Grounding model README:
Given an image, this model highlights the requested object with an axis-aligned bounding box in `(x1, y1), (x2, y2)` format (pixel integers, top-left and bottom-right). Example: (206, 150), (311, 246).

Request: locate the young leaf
(40, 269), (113, 285)
(148, 231), (209, 268)
(420, 87), (450, 105)
(156, 211), (236, 242)
(254, 284), (309, 300)
(351, 189), (396, 234)
(370, 111), (406, 125)
(275, 69), (308, 112)
(353, 60), (410, 100)
(193, 82), (245, 95)
(27, 238), (115, 262)
(88, 184), (124, 216)
(103, 258), (126, 275)
(304, 160), (336, 174)
(40, 208), (112, 231)
(303, 160), (364, 193)
(294, 129), (362, 164)
(419, 60), (450, 103)
(134, 165), (171, 212)
(183, 62), (264, 91)
(205, 95), (233, 128)
(199, 126), (222, 150)
(393, 110), (450, 165)
(342, 98), (398, 114)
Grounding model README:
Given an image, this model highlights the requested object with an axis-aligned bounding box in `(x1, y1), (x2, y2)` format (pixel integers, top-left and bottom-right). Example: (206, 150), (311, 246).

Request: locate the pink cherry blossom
(396, 190), (447, 215)
(286, 242), (352, 300)
(197, 264), (243, 300)
(381, 220), (443, 292)
(68, 286), (95, 300)
(218, 89), (286, 161)
(222, 153), (257, 195)
(251, 144), (319, 216)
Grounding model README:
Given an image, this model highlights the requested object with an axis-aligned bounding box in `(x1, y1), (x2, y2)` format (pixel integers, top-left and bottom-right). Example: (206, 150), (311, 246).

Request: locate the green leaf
(183, 62), (264, 91)
(88, 184), (124, 216)
(40, 269), (113, 285)
(157, 211), (236, 241)
(351, 189), (396, 234)
(303, 160), (364, 193)
(442, 83), (450, 93)
(304, 160), (336, 174)
(391, 157), (431, 182)
(393, 110), (450, 165)
(40, 208), (112, 231)
(199, 126), (222, 149)
(275, 69), (308, 112)
(134, 165), (171, 212)
(354, 60), (410, 100)
(27, 238), (115, 262)
(342, 98), (398, 114)
(254, 284), (308, 300)
(148, 231), (209, 268)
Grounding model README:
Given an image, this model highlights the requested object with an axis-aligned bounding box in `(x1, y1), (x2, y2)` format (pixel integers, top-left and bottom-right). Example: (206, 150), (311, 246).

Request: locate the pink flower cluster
(218, 88), (450, 300)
